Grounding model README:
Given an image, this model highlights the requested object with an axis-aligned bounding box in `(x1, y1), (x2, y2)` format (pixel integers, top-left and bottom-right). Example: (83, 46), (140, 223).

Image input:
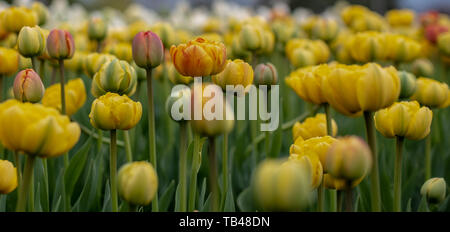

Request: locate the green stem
(317, 184), (324, 212)
(425, 134), (431, 180)
(208, 137), (219, 212)
(188, 133), (201, 211)
(58, 60), (66, 115)
(31, 56), (38, 71)
(337, 190), (343, 212)
(363, 111), (381, 212)
(110, 130), (118, 212)
(42, 158), (49, 212)
(146, 68), (158, 212)
(179, 122), (188, 212)
(329, 189), (337, 212)
(14, 151), (22, 186)
(345, 187), (353, 212)
(394, 136), (404, 212)
(16, 155), (36, 212)
(221, 133), (228, 210)
(324, 103), (332, 136)
(0, 75), (3, 102)
(123, 130), (133, 163)
(39, 59), (45, 82)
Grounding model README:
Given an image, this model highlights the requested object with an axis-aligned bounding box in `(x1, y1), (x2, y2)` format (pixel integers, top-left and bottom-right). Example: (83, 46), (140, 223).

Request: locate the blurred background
(2, 0), (450, 14)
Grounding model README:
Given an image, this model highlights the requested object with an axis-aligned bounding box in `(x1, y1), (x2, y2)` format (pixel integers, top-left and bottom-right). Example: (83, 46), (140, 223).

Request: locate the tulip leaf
(34, 183), (43, 212)
(198, 178), (207, 210)
(102, 180), (111, 212)
(64, 137), (93, 197)
(268, 117), (282, 158)
(406, 198), (412, 212)
(72, 158), (97, 212)
(174, 182), (181, 212)
(237, 187), (256, 212)
(0, 195), (6, 211)
(51, 168), (65, 212)
(51, 196), (62, 212)
(223, 179), (236, 212)
(199, 193), (212, 212)
(159, 180), (175, 212)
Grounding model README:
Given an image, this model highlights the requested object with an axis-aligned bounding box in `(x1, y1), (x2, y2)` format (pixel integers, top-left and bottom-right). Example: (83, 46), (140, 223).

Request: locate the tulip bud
(166, 86), (191, 122)
(189, 83), (234, 137)
(292, 114), (338, 141)
(437, 32), (450, 57)
(325, 136), (372, 181)
(17, 26), (46, 58)
(89, 92), (142, 131)
(386, 9), (415, 27)
(253, 63), (278, 87)
(2, 6), (37, 33)
(83, 53), (116, 78)
(91, 59), (138, 98)
(46, 29), (75, 60)
(212, 59), (254, 93)
(398, 71), (417, 99)
(411, 58), (434, 77)
(425, 24), (448, 44)
(151, 22), (176, 48)
(251, 159), (312, 211)
(421, 178), (446, 205)
(132, 31), (164, 69)
(88, 16), (108, 41)
(13, 69), (44, 103)
(411, 77), (449, 108)
(104, 42), (133, 62)
(239, 24), (264, 51)
(290, 48), (316, 68)
(118, 161), (158, 206)
(31, 2), (49, 26)
(0, 159), (18, 194)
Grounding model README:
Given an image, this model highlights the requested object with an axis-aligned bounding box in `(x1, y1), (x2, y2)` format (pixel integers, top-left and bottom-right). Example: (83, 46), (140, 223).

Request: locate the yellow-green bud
(88, 16), (108, 41)
(398, 71), (417, 99)
(118, 161), (158, 206)
(31, 2), (49, 26)
(91, 58), (137, 98)
(421, 177), (446, 205)
(17, 26), (46, 58)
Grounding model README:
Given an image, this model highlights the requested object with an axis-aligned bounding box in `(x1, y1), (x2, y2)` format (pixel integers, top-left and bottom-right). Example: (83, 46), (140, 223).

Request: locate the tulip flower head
(91, 59), (137, 98)
(253, 62), (278, 87)
(0, 47), (19, 75)
(0, 100), (80, 158)
(17, 26), (46, 58)
(83, 53), (116, 77)
(13, 69), (45, 103)
(42, 78), (87, 116)
(88, 16), (108, 42)
(374, 101), (432, 140)
(118, 161), (158, 206)
(132, 31), (164, 69)
(386, 9), (415, 27)
(2, 6), (38, 33)
(46, 29), (75, 60)
(410, 77), (449, 108)
(212, 59), (254, 93)
(0, 159), (18, 194)
(286, 64), (330, 105)
(170, 37), (227, 77)
(104, 42), (133, 62)
(421, 177), (446, 205)
(292, 113), (338, 141)
(89, 92), (142, 131)
(31, 2), (49, 26)
(398, 71), (417, 99)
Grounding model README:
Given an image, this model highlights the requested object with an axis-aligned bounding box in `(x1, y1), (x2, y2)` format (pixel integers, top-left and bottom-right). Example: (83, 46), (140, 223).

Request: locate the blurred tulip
(0, 99), (80, 158)
(166, 62), (193, 85)
(420, 11), (440, 26)
(2, 6), (38, 33)
(410, 77), (449, 108)
(271, 18), (296, 44)
(0, 160), (18, 194)
(386, 9), (415, 27)
(398, 71), (417, 98)
(46, 29), (75, 60)
(303, 17), (339, 42)
(347, 31), (387, 62)
(65, 51), (88, 73)
(42, 78), (86, 116)
(170, 37), (227, 77)
(89, 92), (142, 131)
(132, 31), (164, 69)
(31, 2), (49, 26)
(83, 52), (116, 77)
(292, 113), (338, 141)
(118, 161), (158, 206)
(323, 174), (364, 190)
(325, 136), (372, 181)
(322, 63), (400, 116)
(189, 83), (234, 137)
(212, 59), (253, 92)
(0, 47), (19, 75)
(374, 101), (432, 140)
(151, 22), (176, 48)
(437, 32), (450, 56)
(88, 16), (108, 42)
(411, 58), (434, 77)
(421, 178), (447, 205)
(91, 59), (137, 98)
(385, 34), (421, 62)
(105, 42), (133, 62)
(424, 24), (448, 44)
(13, 69), (44, 103)
(253, 62), (278, 87)
(285, 64), (330, 105)
(252, 159), (312, 211)
(17, 26), (46, 58)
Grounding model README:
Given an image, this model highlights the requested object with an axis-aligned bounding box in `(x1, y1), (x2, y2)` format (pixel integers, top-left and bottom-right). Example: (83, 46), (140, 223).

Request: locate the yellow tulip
(303, 17), (339, 42)
(385, 34), (421, 62)
(31, 2), (49, 26)
(410, 77), (449, 108)
(118, 161), (158, 206)
(325, 136), (372, 181)
(321, 63), (400, 116)
(437, 32), (450, 57)
(341, 5), (386, 32)
(411, 58), (434, 77)
(346, 31), (388, 62)
(251, 159), (312, 211)
(212, 59), (254, 92)
(83, 52), (116, 78)
(386, 9), (415, 27)
(0, 159), (18, 194)
(65, 51), (88, 73)
(0, 47), (19, 75)
(166, 62), (193, 85)
(285, 38), (330, 67)
(151, 22), (176, 48)
(91, 58), (137, 98)
(323, 174), (364, 190)
(42, 78), (87, 116)
(0, 100), (80, 158)
(1, 6), (37, 33)
(289, 150), (323, 189)
(104, 42), (133, 62)
(199, 33), (223, 43)
(285, 65), (330, 105)
(170, 37), (227, 77)
(292, 113), (337, 141)
(89, 92), (142, 131)
(374, 101), (432, 140)
(290, 135), (337, 173)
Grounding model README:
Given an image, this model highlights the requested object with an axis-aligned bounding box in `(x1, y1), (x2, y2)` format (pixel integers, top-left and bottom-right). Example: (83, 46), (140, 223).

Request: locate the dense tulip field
(0, 0), (449, 213)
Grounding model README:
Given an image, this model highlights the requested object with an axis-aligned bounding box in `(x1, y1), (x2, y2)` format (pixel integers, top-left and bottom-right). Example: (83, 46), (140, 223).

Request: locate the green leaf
(237, 187), (256, 212)
(223, 179), (235, 212)
(64, 137), (93, 196)
(200, 193), (211, 212)
(417, 196), (429, 212)
(406, 198), (412, 212)
(174, 182), (181, 212)
(51, 196), (62, 212)
(198, 178), (207, 210)
(102, 180), (111, 212)
(269, 118), (282, 158)
(0, 195), (6, 211)
(159, 180), (176, 212)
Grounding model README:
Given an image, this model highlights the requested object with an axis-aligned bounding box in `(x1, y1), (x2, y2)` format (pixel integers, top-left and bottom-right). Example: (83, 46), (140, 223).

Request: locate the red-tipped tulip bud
(13, 69), (45, 103)
(46, 29), (75, 60)
(253, 62), (278, 87)
(132, 31), (164, 69)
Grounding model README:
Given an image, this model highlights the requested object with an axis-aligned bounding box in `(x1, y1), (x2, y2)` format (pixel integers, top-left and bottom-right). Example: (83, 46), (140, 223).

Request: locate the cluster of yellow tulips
(0, 1), (449, 213)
